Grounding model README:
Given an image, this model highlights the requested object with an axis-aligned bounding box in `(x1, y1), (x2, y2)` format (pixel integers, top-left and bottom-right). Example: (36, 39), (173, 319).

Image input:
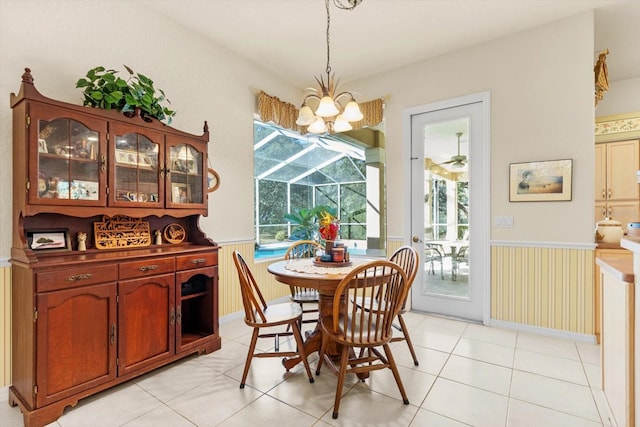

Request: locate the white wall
(0, 3), (601, 257)
(349, 12), (596, 244)
(0, 0), (299, 257)
(595, 76), (640, 116)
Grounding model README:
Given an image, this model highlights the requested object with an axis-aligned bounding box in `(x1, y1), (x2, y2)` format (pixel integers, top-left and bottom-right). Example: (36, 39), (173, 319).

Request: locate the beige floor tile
(167, 372), (262, 427)
(513, 349), (588, 385)
(217, 394), (318, 427)
(583, 362), (603, 390)
(320, 385), (419, 426)
(224, 356), (310, 393)
(422, 377), (509, 427)
(576, 341), (602, 365)
(390, 340), (450, 376)
(121, 404), (196, 427)
(135, 357), (217, 402)
(193, 339), (250, 374)
(410, 408), (469, 426)
(510, 370), (601, 422)
(507, 398), (603, 427)
(267, 365), (357, 418)
(56, 383), (163, 427)
(516, 332), (580, 360)
(452, 337), (515, 368)
(363, 362), (436, 405)
(414, 314), (470, 337)
(403, 328), (460, 353)
(462, 323), (517, 348)
(440, 354), (512, 396)
(591, 389), (615, 426)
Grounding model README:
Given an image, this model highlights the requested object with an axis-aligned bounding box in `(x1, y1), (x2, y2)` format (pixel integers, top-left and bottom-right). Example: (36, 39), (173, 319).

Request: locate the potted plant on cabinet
(76, 65), (176, 124)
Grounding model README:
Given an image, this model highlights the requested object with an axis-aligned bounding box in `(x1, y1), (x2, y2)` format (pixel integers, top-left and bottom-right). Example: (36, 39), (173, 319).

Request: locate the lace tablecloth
(284, 258), (369, 275)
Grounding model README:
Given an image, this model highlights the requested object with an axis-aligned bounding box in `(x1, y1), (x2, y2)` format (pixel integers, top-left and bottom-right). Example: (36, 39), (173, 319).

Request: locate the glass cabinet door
(30, 104), (107, 206)
(109, 124), (163, 207)
(166, 138), (206, 208)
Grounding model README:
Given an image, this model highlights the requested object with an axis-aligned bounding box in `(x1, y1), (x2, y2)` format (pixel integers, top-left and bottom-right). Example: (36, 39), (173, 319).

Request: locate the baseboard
(488, 319), (597, 344)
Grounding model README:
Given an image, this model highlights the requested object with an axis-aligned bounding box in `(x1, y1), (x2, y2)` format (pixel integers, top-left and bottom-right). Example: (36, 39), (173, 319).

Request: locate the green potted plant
(284, 204), (337, 241)
(76, 65), (176, 124)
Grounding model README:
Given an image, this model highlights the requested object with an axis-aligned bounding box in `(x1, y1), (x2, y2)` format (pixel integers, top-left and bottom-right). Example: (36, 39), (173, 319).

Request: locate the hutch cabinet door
(165, 136), (207, 209)
(117, 273), (175, 376)
(109, 123), (164, 208)
(35, 283), (117, 407)
(175, 266), (217, 353)
(29, 103), (107, 207)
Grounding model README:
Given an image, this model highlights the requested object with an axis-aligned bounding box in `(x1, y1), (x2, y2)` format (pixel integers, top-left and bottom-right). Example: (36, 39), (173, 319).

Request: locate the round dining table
(267, 257), (374, 371)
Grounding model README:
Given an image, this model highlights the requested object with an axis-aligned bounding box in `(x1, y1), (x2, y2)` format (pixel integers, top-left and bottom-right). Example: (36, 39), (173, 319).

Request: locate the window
(253, 120), (385, 258)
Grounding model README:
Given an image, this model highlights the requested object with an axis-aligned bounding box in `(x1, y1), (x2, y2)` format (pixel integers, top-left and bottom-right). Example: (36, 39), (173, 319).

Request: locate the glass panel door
(110, 125), (163, 207)
(32, 104), (106, 206)
(167, 142), (204, 206)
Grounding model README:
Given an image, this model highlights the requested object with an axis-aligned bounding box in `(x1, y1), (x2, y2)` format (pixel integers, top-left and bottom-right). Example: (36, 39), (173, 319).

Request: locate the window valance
(257, 90), (383, 133)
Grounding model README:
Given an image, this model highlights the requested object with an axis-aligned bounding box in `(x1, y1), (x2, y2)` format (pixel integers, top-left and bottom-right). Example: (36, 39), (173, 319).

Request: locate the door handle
(412, 236), (422, 243)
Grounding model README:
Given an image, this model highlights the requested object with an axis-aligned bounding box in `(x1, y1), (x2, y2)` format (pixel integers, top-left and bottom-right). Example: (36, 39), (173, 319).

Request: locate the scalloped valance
(257, 90), (383, 133)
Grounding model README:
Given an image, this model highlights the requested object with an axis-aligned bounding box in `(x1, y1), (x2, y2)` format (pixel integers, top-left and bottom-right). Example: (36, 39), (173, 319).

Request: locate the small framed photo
(171, 183), (190, 203)
(172, 158), (188, 173)
(27, 229), (71, 251)
(115, 149), (129, 165)
(509, 159), (573, 202)
(186, 159), (198, 174)
(38, 139), (48, 153)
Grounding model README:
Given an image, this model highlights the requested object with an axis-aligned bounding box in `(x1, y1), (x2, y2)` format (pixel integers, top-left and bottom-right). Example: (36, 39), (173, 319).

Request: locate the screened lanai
(253, 120), (385, 257)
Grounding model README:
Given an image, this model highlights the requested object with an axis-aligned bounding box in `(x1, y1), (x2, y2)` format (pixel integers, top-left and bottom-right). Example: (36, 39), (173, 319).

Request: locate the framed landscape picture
(509, 159), (573, 202)
(27, 229), (71, 251)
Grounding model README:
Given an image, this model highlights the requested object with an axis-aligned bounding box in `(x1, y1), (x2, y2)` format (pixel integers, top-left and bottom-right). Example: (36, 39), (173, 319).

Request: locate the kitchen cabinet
(596, 254), (635, 427)
(595, 140), (640, 225)
(8, 69), (220, 427)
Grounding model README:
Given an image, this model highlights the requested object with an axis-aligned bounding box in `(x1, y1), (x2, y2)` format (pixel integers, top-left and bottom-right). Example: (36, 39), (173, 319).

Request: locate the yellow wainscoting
(1, 265), (11, 388)
(217, 241), (291, 318)
(492, 245), (595, 335)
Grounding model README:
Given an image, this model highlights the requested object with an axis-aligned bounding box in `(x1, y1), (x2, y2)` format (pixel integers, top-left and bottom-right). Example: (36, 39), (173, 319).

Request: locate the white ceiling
(141, 0), (639, 163)
(142, 0), (639, 87)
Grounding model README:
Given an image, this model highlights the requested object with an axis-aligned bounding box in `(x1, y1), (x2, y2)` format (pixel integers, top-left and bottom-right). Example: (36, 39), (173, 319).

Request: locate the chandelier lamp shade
(296, 0), (364, 134)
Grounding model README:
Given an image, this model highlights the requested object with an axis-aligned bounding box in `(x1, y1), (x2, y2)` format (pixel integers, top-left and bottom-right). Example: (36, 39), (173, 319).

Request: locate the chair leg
(382, 343), (410, 405)
(396, 314), (419, 366)
(332, 345), (351, 419)
(240, 328), (260, 389)
(291, 321), (315, 383)
(315, 331), (329, 375)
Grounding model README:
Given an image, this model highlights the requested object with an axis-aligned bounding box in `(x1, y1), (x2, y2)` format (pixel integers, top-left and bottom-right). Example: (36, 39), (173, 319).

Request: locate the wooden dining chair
(316, 260), (410, 419)
(283, 240), (323, 329)
(388, 245), (420, 366)
(232, 251), (315, 388)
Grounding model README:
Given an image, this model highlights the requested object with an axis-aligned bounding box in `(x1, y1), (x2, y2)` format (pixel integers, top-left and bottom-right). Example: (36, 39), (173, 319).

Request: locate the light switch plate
(495, 216), (514, 227)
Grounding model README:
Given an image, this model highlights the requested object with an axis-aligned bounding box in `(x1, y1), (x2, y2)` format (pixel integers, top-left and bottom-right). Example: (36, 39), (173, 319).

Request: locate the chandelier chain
(325, 0), (332, 75)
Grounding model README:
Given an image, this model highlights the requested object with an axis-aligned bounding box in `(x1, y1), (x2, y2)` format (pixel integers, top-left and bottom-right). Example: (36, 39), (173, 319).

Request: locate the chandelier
(296, 0), (364, 134)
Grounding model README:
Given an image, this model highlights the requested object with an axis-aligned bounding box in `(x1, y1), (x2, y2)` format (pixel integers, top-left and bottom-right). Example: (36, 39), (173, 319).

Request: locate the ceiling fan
(433, 132), (467, 169)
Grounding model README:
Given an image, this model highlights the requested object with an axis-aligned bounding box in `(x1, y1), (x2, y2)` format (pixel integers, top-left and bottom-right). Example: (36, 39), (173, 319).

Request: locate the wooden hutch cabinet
(8, 69), (221, 427)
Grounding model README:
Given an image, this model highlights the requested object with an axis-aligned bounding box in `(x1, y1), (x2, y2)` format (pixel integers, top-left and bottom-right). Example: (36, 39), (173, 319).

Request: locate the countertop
(621, 235), (640, 254)
(596, 251), (634, 283)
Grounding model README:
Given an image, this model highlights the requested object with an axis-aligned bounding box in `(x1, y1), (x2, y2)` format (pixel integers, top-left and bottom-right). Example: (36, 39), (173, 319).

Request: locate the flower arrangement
(318, 209), (339, 242)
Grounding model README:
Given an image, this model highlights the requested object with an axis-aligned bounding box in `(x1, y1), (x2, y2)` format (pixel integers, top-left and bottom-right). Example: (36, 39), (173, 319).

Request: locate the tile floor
(1, 311), (614, 427)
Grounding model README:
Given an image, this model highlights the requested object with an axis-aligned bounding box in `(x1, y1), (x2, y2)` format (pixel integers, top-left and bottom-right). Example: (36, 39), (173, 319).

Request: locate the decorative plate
(163, 223), (186, 244)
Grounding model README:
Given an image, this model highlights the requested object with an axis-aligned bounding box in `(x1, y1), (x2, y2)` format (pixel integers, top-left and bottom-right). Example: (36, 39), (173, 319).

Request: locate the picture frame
(27, 229), (71, 251)
(171, 183), (190, 203)
(38, 138), (48, 153)
(509, 159), (573, 202)
(115, 149), (129, 165)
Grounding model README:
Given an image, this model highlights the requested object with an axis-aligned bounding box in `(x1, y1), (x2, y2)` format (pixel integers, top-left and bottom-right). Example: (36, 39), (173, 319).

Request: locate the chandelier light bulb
(341, 100), (363, 122)
(333, 115), (352, 132)
(308, 116), (328, 134)
(316, 96), (340, 117)
(296, 105), (316, 126)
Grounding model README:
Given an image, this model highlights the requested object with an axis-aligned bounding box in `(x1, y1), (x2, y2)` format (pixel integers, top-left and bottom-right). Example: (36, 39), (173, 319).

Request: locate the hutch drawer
(176, 252), (218, 270)
(36, 264), (118, 292)
(119, 257), (175, 280)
